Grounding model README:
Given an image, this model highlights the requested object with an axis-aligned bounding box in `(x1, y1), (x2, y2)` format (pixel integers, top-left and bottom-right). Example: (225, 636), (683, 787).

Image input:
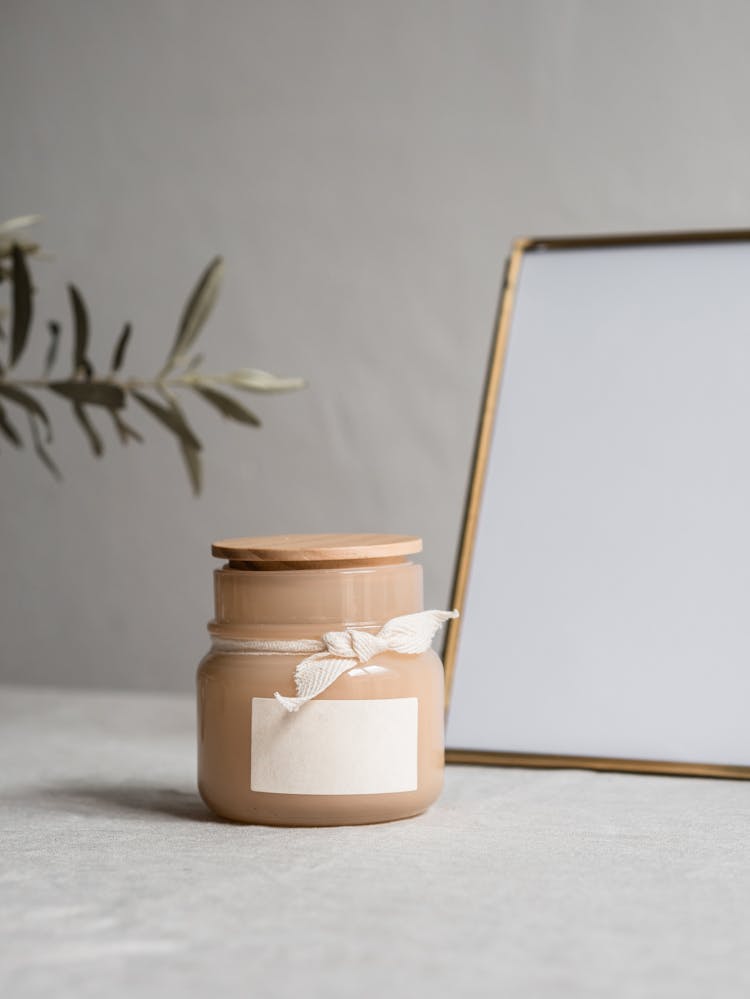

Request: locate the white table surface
(1, 684), (749, 998)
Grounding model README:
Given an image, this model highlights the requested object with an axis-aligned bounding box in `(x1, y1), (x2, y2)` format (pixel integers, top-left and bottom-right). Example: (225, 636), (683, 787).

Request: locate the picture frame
(444, 230), (750, 778)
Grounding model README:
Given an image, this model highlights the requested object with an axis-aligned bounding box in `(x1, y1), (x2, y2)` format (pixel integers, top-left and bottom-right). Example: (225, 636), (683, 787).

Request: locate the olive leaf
(0, 402), (22, 448)
(161, 256), (223, 376)
(0, 215), (42, 236)
(179, 439), (202, 495)
(110, 322), (132, 372)
(27, 413), (60, 480)
(132, 390), (203, 493)
(217, 368), (306, 393)
(10, 245), (32, 368)
(0, 383), (51, 439)
(192, 385), (261, 426)
(110, 410), (143, 445)
(68, 284), (91, 376)
(49, 381), (125, 408)
(72, 403), (103, 457)
(131, 391), (202, 450)
(45, 321), (61, 375)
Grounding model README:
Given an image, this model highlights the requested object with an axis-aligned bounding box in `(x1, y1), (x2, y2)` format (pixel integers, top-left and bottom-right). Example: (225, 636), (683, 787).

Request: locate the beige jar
(197, 534), (447, 826)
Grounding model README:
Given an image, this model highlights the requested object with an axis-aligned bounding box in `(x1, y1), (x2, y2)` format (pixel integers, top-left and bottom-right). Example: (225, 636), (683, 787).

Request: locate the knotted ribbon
(273, 609), (458, 711)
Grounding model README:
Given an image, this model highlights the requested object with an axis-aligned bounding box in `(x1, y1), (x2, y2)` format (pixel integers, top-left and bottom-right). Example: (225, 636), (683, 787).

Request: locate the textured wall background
(2, 0), (749, 692)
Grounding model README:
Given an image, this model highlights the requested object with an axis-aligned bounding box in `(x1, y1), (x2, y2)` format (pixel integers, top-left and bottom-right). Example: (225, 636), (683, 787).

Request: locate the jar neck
(209, 558), (423, 640)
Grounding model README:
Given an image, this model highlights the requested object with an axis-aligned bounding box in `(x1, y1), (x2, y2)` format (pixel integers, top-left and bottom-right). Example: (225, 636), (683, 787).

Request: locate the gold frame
(444, 229), (750, 780)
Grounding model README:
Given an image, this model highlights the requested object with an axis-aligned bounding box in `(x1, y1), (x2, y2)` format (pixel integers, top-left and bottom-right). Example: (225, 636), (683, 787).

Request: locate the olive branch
(0, 216), (305, 493)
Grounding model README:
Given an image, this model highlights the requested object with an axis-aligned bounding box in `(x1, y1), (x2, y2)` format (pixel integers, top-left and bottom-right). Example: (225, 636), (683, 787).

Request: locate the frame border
(444, 228), (750, 780)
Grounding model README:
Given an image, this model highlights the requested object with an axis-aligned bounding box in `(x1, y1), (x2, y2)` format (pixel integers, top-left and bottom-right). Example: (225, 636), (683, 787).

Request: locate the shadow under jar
(197, 534), (446, 826)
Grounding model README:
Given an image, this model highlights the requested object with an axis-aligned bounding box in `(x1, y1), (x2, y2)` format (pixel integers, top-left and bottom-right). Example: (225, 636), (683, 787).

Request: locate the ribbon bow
(274, 609), (458, 712)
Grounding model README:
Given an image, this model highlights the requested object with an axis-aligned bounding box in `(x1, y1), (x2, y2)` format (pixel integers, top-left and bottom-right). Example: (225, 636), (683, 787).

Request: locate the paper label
(250, 697), (418, 795)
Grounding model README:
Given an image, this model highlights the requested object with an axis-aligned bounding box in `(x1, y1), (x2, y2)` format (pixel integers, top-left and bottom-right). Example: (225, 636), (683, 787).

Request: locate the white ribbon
(212, 609), (458, 711)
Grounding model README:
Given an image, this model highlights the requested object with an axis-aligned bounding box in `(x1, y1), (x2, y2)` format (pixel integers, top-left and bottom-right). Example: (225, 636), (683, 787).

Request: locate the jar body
(197, 559), (445, 826)
(197, 646), (444, 825)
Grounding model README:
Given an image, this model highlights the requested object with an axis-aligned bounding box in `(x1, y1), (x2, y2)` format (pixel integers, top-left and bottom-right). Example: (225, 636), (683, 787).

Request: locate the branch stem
(0, 375), (201, 391)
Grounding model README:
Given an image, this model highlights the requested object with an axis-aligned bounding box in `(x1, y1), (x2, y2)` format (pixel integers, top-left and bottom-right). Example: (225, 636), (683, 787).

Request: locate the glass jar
(197, 534), (447, 826)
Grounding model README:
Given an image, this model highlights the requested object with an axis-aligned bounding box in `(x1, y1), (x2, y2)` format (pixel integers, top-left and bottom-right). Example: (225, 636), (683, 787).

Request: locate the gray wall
(2, 0), (749, 692)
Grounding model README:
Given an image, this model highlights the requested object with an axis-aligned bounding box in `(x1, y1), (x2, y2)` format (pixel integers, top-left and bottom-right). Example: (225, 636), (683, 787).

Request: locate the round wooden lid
(211, 533), (422, 563)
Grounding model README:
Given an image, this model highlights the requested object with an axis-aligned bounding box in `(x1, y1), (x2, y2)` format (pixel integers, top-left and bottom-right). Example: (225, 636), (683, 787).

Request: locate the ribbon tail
(274, 654), (356, 713)
(273, 692), (307, 713)
(380, 608), (459, 654)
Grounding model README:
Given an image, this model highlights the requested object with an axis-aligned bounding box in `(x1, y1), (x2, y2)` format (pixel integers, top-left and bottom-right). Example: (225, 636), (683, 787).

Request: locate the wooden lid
(211, 533), (422, 564)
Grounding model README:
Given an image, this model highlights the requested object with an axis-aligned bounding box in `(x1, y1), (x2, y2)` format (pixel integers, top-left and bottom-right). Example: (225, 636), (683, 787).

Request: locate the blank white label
(250, 697), (418, 795)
